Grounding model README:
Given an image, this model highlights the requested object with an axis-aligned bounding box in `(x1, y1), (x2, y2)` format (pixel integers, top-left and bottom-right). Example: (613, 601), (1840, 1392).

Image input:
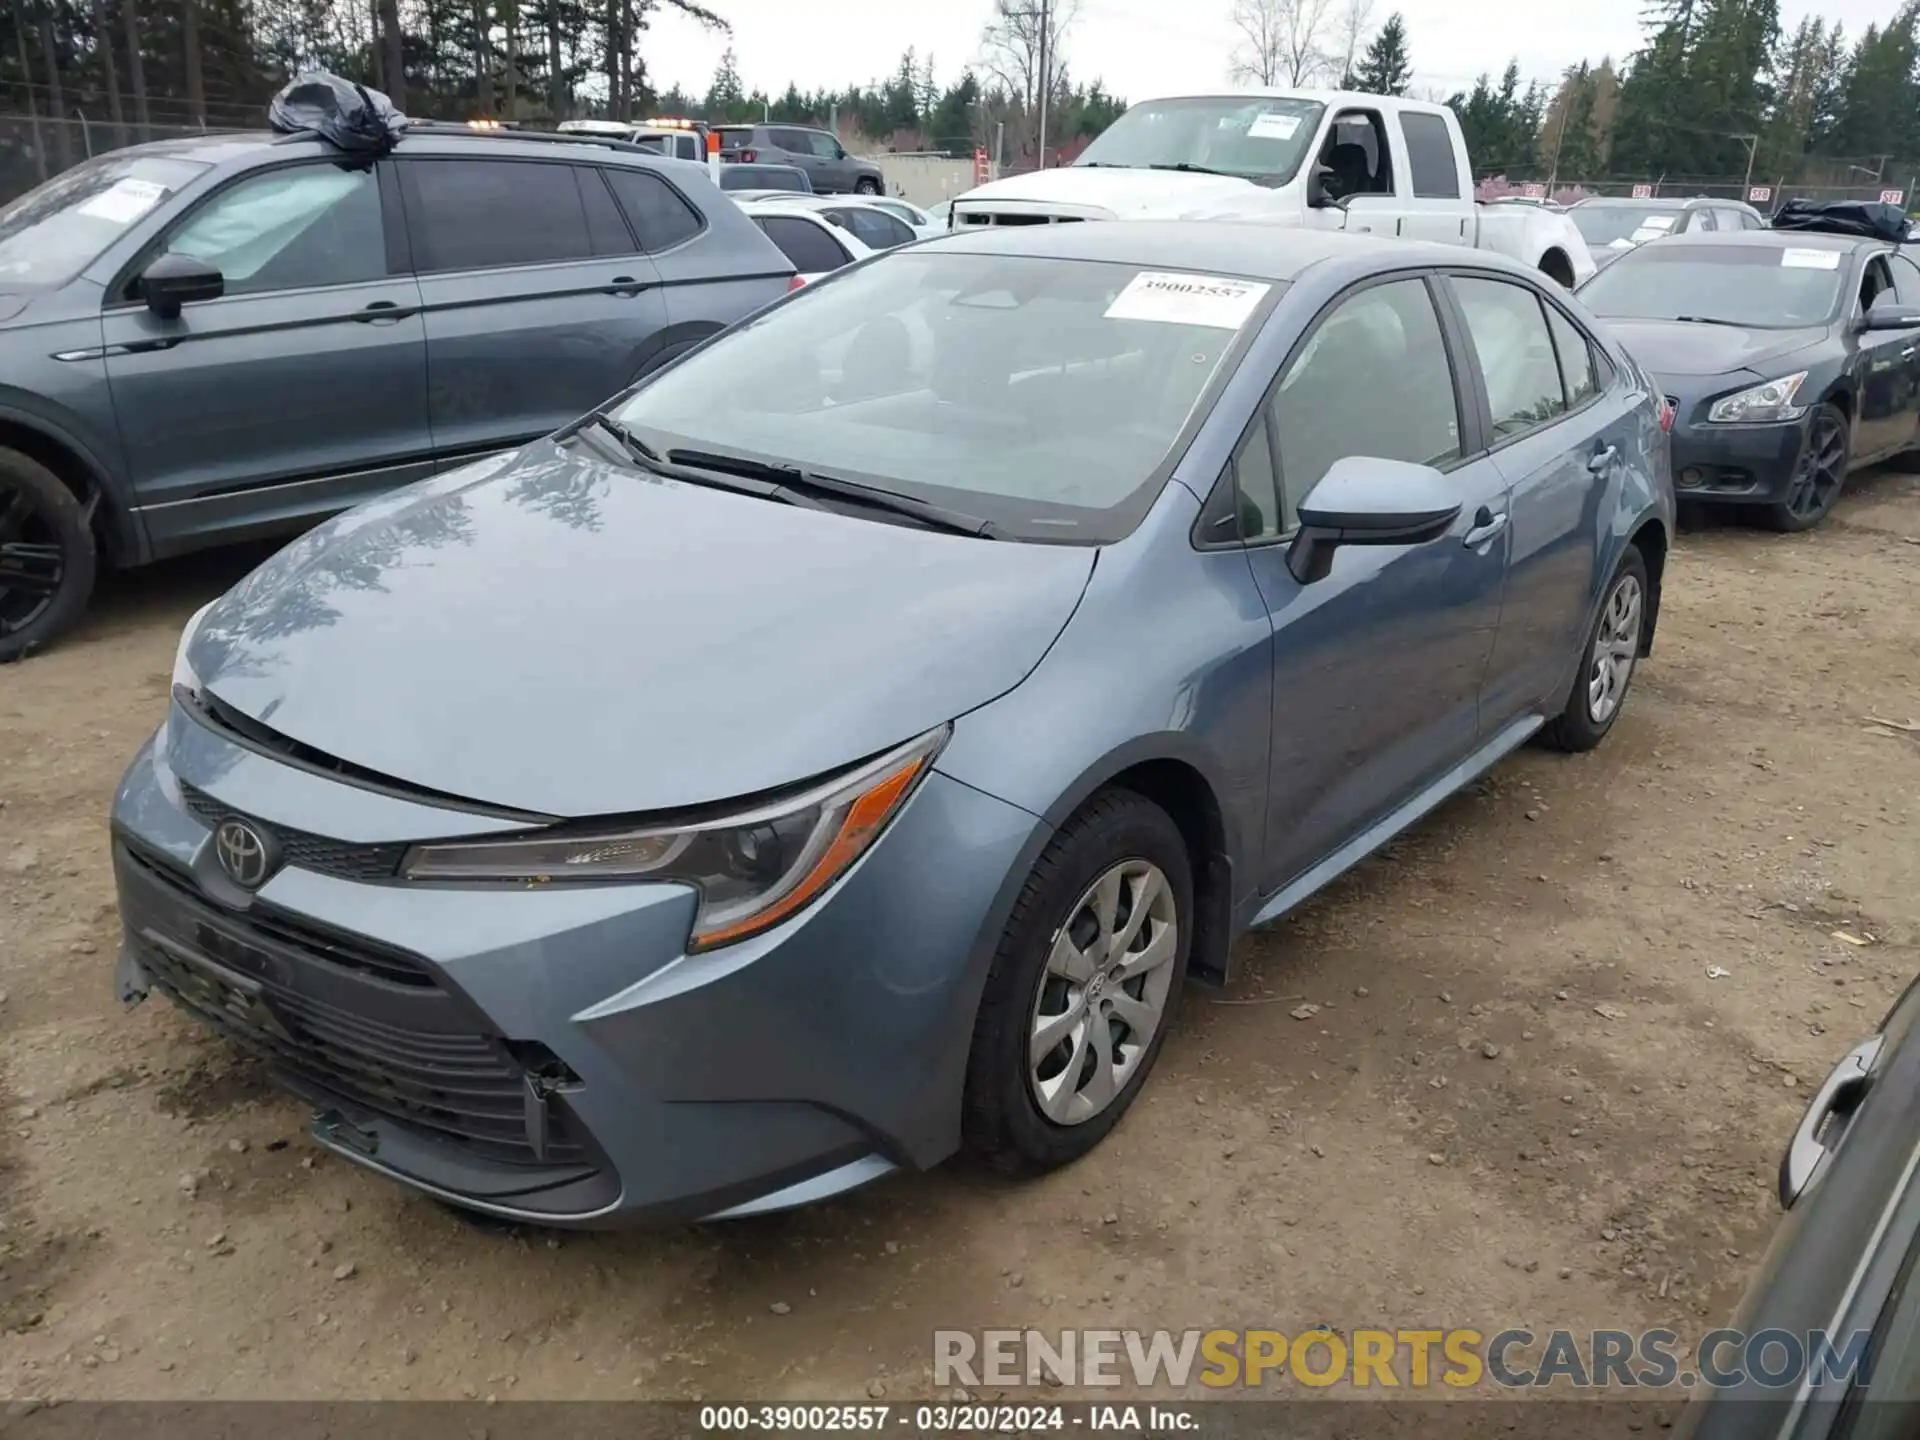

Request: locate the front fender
(0, 389), (145, 565)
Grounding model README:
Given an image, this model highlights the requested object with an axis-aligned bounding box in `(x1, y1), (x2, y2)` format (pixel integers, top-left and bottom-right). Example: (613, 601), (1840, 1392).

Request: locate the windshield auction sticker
(1780, 247), (1842, 269)
(78, 177), (168, 224)
(1105, 271), (1272, 329)
(1248, 112), (1303, 140)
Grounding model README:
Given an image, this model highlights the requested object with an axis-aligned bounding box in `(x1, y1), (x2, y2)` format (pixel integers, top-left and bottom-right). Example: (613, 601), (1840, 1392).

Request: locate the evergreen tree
(1349, 11), (1411, 97)
(1833, 5), (1920, 164)
(703, 45), (745, 120)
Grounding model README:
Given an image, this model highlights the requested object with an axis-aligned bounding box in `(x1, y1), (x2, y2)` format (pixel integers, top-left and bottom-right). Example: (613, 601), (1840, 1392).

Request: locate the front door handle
(1780, 1034), (1882, 1208)
(603, 275), (648, 297)
(1587, 443), (1619, 475)
(1463, 506), (1508, 548)
(353, 300), (414, 325)
(1902, 345), (1916, 360)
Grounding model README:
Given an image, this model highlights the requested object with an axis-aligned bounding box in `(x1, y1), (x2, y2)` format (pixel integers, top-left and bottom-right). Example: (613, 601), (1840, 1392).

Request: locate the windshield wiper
(572, 419), (827, 510)
(1672, 315), (1747, 328)
(665, 448), (999, 538)
(581, 414), (664, 467)
(1147, 162), (1230, 177)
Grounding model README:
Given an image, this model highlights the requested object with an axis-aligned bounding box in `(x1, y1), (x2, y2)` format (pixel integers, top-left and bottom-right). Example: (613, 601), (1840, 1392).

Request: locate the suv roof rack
(395, 121), (660, 155)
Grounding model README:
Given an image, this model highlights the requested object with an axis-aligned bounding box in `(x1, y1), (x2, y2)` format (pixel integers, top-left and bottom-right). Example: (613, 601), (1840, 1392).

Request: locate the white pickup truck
(953, 90), (1596, 288)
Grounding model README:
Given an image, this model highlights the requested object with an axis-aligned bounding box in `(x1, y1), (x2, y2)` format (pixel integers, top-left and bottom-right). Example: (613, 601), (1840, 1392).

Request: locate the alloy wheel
(1028, 859), (1179, 1126)
(1587, 572), (1642, 725)
(0, 479), (65, 640)
(1783, 411), (1847, 522)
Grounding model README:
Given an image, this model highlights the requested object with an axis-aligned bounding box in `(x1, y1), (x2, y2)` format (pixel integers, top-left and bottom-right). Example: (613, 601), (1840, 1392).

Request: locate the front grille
(957, 211), (1087, 227)
(177, 780), (410, 884)
(120, 847), (586, 1167)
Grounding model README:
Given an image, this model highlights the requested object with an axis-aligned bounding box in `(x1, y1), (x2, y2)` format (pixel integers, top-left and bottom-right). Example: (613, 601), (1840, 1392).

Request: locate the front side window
(803, 131), (843, 159)
(1273, 277), (1461, 501)
(1452, 276), (1567, 439)
(0, 153), (206, 290)
(1579, 243), (1846, 328)
(164, 162), (385, 295)
(1072, 95), (1325, 187)
(1890, 253), (1920, 307)
(402, 159), (593, 272)
(612, 252), (1272, 542)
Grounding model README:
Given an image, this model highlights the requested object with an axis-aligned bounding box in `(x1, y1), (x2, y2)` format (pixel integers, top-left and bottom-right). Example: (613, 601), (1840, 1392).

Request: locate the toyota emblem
(213, 818), (275, 890)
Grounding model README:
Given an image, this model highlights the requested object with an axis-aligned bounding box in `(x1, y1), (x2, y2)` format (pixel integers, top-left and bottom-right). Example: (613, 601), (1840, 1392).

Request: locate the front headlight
(402, 727), (948, 949)
(1707, 371), (1809, 424)
(171, 601), (214, 699)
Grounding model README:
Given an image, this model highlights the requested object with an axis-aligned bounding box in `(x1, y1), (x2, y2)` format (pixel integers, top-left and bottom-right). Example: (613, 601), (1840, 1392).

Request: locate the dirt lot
(2, 470), (1918, 1406)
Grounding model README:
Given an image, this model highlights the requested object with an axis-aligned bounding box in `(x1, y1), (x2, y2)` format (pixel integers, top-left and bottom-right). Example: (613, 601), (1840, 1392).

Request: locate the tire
(854, 177), (882, 196)
(0, 448), (96, 664)
(1544, 546), (1649, 753)
(1758, 402), (1848, 533)
(962, 788), (1192, 1176)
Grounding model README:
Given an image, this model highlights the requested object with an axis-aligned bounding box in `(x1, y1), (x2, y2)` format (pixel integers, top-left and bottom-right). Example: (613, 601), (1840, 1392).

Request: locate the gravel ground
(1, 467), (1917, 1404)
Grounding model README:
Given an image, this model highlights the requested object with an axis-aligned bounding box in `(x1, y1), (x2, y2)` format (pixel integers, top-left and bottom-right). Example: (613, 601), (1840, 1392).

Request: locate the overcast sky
(641, 0), (1901, 110)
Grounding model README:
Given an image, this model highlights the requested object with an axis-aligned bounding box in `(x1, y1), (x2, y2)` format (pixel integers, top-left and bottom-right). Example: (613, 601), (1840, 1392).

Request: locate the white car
(735, 198), (878, 284)
(952, 90), (1597, 288)
(750, 194), (930, 249)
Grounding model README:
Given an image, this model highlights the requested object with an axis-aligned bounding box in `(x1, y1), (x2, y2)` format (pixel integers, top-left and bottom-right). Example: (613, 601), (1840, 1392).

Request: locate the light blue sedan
(112, 222), (1673, 1225)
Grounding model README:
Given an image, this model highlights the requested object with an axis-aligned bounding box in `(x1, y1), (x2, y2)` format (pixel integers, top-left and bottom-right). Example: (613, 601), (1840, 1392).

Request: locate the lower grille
(119, 846), (586, 1167)
(957, 211), (1087, 226)
(177, 780), (410, 884)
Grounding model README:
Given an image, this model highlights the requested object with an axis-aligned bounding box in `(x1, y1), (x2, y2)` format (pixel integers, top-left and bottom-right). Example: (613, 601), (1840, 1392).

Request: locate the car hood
(1597, 318), (1830, 378)
(955, 166), (1266, 219)
(187, 442), (1097, 819)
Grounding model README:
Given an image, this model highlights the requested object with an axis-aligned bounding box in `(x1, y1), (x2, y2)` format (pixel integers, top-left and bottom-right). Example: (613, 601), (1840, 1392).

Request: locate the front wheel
(0, 448), (96, 664)
(1758, 402), (1849, 532)
(854, 177), (882, 195)
(1544, 546), (1648, 753)
(962, 789), (1192, 1176)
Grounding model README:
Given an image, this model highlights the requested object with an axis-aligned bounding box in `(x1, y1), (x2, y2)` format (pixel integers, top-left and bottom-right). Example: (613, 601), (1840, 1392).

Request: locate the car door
(1449, 273), (1625, 725)
(598, 164), (780, 343)
(805, 131), (859, 192)
(397, 156), (668, 462)
(100, 159), (431, 554)
(1870, 251), (1920, 459)
(1220, 273), (1511, 894)
(771, 128), (824, 187)
(1851, 253), (1917, 462)
(1393, 109), (1472, 245)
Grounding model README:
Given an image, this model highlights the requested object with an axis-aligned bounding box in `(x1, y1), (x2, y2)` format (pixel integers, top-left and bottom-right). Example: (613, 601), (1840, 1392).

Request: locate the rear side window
(1544, 305), (1598, 408)
(402, 160), (592, 271)
(1398, 112), (1461, 199)
(1451, 276), (1566, 439)
(754, 215), (849, 273)
(603, 168), (703, 251)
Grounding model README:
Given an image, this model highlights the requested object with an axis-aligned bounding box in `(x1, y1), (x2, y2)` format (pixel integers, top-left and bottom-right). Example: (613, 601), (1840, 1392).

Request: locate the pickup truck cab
(953, 90), (1596, 289)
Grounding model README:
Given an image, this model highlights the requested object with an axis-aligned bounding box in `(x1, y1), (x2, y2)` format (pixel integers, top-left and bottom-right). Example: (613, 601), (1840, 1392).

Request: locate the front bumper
(1665, 403), (1808, 506)
(110, 705), (1042, 1226)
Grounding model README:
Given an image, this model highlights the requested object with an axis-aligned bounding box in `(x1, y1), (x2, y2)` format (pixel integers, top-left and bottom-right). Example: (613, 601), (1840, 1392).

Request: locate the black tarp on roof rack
(1769, 198), (1910, 243)
(268, 71), (407, 156)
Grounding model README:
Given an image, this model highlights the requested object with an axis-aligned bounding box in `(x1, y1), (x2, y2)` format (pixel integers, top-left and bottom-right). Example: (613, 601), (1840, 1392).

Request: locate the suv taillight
(1659, 397), (1676, 432)
(740, 148), (757, 163)
(787, 274), (807, 291)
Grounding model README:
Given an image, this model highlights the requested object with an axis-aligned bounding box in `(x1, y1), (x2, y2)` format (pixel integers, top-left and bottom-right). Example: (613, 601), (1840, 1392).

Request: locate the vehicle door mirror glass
(139, 252), (224, 317)
(1287, 456), (1461, 583)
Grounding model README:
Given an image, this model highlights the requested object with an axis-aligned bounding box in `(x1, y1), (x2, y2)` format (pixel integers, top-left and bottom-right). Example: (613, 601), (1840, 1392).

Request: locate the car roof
(930, 219), (1521, 283)
(1651, 229), (1870, 253)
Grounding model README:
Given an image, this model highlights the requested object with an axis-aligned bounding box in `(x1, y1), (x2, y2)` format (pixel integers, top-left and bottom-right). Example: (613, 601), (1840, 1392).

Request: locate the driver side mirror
(139, 252), (223, 319)
(1860, 291), (1920, 331)
(1286, 456), (1463, 585)
(1306, 163), (1347, 212)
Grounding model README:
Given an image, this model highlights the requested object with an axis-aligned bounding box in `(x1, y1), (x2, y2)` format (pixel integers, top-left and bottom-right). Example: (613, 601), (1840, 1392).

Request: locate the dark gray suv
(716, 124), (885, 195)
(0, 127), (795, 660)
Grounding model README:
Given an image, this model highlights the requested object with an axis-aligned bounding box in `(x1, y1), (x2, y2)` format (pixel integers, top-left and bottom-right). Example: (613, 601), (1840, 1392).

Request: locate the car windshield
(1579, 244), (1846, 328)
(1570, 204), (1683, 248)
(611, 251), (1276, 542)
(1072, 96), (1325, 187)
(0, 153), (206, 289)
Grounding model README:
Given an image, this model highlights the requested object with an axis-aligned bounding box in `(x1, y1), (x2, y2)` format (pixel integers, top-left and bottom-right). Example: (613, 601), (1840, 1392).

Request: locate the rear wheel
(962, 789), (1191, 1176)
(0, 448), (96, 664)
(854, 177), (882, 196)
(1758, 402), (1848, 532)
(1544, 546), (1648, 753)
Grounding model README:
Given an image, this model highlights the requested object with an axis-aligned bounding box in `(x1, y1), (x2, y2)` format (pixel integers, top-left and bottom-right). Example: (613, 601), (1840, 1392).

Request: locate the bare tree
(980, 0), (1078, 161)
(1330, 0), (1374, 86)
(1228, 0), (1335, 88)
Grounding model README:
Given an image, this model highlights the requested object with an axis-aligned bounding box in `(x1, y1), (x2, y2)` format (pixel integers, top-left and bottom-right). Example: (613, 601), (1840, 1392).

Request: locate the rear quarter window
(754, 215), (850, 273)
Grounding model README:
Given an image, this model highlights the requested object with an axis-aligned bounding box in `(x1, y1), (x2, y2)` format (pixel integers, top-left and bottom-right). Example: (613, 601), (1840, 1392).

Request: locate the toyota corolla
(112, 222), (1672, 1226)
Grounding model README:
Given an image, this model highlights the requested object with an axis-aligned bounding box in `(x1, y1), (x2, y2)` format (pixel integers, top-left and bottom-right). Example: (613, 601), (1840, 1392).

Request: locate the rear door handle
(603, 275), (648, 297)
(353, 300), (414, 325)
(1587, 443), (1619, 475)
(1780, 1034), (1882, 1208)
(1463, 506), (1508, 548)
